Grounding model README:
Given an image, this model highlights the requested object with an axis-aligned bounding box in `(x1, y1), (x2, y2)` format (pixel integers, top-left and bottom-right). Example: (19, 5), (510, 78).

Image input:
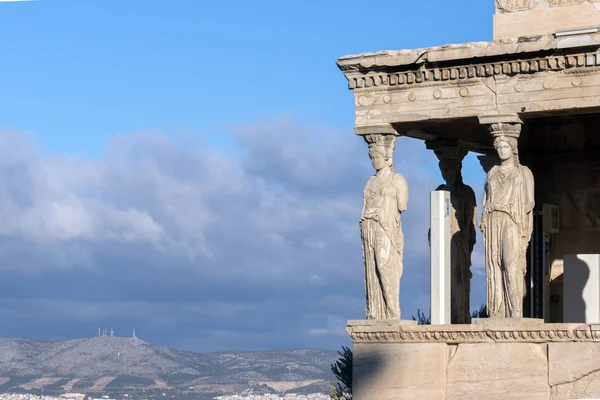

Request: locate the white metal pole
(430, 190), (451, 325)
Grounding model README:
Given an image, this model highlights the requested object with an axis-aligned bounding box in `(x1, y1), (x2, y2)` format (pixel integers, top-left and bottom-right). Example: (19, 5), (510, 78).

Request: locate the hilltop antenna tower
(104, 328), (107, 336)
(132, 329), (136, 339)
(110, 328), (114, 337)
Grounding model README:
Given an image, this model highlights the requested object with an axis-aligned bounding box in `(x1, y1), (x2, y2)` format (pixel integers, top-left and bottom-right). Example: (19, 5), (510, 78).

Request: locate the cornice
(337, 36), (558, 72)
(347, 322), (600, 344)
(342, 50), (600, 91)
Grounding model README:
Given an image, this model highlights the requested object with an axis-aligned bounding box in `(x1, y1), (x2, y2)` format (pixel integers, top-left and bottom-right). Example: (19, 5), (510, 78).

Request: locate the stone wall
(494, 0), (600, 39)
(349, 319), (600, 399)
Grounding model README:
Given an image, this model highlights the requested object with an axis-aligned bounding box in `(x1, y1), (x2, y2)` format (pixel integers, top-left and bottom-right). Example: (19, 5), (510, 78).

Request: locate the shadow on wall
(351, 344), (390, 400)
(352, 341), (448, 399)
(565, 255), (590, 323)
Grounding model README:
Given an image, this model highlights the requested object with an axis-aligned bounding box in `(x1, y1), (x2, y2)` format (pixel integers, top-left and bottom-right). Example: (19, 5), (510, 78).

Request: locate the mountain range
(0, 336), (339, 397)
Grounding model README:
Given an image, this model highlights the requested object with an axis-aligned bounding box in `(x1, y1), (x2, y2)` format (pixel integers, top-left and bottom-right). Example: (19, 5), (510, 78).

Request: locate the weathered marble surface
(347, 319), (593, 344)
(360, 134), (408, 320)
(348, 320), (600, 400)
(337, 36), (558, 70)
(353, 343), (446, 400)
(481, 122), (535, 318)
(494, 0), (598, 13)
(337, 35), (600, 135)
(549, 341), (600, 399)
(549, 342), (600, 386)
(447, 343), (548, 399)
(494, 1), (600, 39)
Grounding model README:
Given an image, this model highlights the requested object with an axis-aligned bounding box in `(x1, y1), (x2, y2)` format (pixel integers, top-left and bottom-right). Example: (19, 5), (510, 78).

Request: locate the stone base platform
(347, 319), (600, 400)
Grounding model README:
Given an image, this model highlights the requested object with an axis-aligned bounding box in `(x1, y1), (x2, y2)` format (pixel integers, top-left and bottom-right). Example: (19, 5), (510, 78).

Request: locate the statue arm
(359, 180), (368, 222)
(480, 182), (488, 232)
(395, 174), (408, 212)
(524, 167), (535, 213)
(466, 187), (477, 247)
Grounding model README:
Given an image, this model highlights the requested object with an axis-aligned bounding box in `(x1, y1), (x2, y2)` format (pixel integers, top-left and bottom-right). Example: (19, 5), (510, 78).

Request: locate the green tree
(412, 309), (431, 325)
(471, 304), (488, 319)
(330, 345), (352, 399)
(412, 304), (488, 324)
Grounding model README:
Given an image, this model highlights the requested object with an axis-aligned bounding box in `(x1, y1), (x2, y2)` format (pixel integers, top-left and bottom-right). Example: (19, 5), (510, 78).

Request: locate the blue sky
(0, 0), (493, 352)
(1, 0), (493, 156)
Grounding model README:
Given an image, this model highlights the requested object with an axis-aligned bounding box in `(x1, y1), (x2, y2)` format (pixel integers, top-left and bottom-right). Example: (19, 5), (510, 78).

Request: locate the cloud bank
(0, 119), (486, 352)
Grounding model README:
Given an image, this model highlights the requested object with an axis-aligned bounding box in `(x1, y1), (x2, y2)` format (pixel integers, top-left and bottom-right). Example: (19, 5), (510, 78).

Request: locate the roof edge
(336, 35), (559, 72)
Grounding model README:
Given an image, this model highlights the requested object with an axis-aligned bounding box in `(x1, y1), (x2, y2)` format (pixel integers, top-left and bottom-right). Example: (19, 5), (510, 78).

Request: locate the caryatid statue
(360, 134), (408, 320)
(432, 147), (477, 324)
(481, 123), (535, 318)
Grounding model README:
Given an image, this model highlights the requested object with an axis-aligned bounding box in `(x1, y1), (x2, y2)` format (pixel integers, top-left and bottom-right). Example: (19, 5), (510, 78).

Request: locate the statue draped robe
(436, 183), (477, 324)
(360, 172), (407, 320)
(481, 164), (533, 318)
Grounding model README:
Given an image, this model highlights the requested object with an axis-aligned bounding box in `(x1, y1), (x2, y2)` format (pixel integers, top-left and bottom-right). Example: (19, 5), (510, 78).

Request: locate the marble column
(426, 141), (477, 324)
(360, 133), (408, 320)
(479, 119), (535, 318)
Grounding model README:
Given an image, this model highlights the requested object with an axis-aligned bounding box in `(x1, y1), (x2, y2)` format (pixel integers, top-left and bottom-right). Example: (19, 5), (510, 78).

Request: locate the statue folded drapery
(481, 129), (534, 318)
(360, 134), (408, 320)
(435, 154), (477, 324)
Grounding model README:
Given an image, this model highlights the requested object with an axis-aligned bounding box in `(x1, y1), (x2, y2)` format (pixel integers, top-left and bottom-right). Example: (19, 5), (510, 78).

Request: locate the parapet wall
(348, 319), (600, 400)
(494, 0), (600, 39)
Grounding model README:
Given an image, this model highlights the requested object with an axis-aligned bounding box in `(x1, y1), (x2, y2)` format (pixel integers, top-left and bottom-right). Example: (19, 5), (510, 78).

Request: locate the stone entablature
(339, 45), (600, 92)
(347, 319), (600, 344)
(337, 35), (600, 142)
(338, 36), (558, 78)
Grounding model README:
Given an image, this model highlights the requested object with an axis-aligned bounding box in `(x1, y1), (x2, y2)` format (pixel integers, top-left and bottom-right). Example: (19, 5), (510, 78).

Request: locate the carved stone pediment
(496, 0), (540, 12)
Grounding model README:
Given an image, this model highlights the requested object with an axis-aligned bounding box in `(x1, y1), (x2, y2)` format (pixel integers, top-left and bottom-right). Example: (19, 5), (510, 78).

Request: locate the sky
(0, 0), (495, 352)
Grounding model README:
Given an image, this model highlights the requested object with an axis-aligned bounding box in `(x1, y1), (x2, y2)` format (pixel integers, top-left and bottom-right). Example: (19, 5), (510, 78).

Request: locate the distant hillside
(0, 337), (338, 397)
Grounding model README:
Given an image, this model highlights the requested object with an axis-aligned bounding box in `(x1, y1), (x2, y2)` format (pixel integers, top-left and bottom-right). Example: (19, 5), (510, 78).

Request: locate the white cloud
(309, 316), (348, 337)
(0, 120), (488, 351)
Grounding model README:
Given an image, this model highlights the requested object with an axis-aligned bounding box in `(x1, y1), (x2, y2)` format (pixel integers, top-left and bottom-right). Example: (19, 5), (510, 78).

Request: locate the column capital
(479, 114), (523, 140)
(363, 133), (397, 148)
(354, 123), (399, 137)
(425, 140), (468, 164)
(489, 122), (522, 139)
(477, 113), (523, 126)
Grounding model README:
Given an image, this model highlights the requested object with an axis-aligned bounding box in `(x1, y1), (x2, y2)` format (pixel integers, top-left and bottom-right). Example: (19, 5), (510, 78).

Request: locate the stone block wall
(349, 320), (600, 399)
(493, 0), (600, 39)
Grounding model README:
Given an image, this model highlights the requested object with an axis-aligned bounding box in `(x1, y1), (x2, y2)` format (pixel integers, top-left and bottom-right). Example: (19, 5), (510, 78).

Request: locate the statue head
(368, 145), (392, 171)
(438, 158), (462, 185)
(489, 122), (521, 164)
(493, 135), (519, 162)
(429, 145), (467, 185)
(364, 134), (396, 172)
